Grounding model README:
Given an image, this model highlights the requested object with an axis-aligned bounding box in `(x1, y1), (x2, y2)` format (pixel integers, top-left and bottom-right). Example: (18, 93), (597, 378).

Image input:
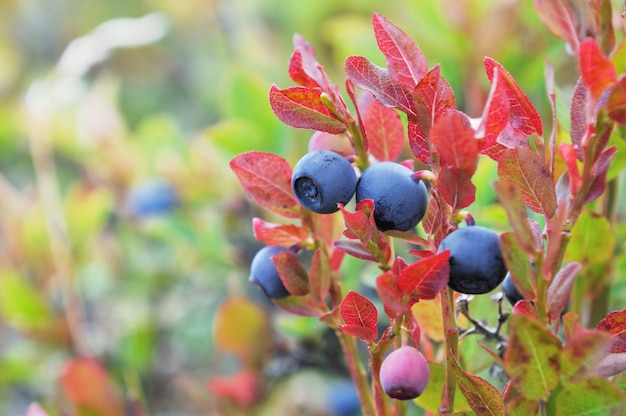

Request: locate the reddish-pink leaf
(547, 262), (580, 322)
(339, 291), (379, 342)
(437, 166), (476, 211)
(272, 251), (310, 296)
(534, 0), (580, 53)
(274, 294), (325, 317)
(497, 146), (556, 217)
(372, 13), (428, 88)
(570, 78), (588, 160)
(579, 37), (617, 101)
(449, 353), (506, 416)
(597, 308), (626, 353)
(397, 250), (450, 300)
(360, 93), (405, 161)
(414, 65), (456, 123)
(607, 77), (626, 123)
(430, 110), (478, 174)
(252, 218), (308, 247)
(422, 191), (451, 249)
(376, 270), (409, 318)
(59, 358), (125, 416)
(289, 34), (324, 88)
(269, 85), (347, 134)
(333, 239), (378, 262)
(560, 329), (612, 379)
(484, 57), (543, 137)
(558, 142), (583, 196)
(230, 151), (300, 218)
(339, 199), (376, 242)
(345, 56), (417, 119)
(476, 66), (511, 148)
(494, 180), (539, 256)
(408, 121), (430, 164)
(512, 299), (537, 318)
(207, 368), (263, 408)
(584, 146), (617, 203)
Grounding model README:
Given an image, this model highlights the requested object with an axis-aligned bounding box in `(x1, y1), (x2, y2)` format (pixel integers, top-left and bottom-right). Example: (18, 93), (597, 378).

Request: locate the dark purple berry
(380, 346), (430, 400)
(502, 273), (525, 306)
(292, 150), (357, 214)
(356, 162), (428, 232)
(249, 246), (290, 299)
(438, 225), (508, 294)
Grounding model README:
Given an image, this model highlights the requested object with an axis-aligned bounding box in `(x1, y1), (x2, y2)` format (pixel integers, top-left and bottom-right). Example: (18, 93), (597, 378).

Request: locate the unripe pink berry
(308, 131), (354, 156)
(380, 346), (430, 400)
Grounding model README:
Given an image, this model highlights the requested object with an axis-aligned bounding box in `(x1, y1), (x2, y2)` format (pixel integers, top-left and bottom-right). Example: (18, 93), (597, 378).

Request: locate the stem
(347, 122), (370, 172)
(440, 288), (458, 414)
(27, 107), (90, 357)
(335, 330), (376, 416)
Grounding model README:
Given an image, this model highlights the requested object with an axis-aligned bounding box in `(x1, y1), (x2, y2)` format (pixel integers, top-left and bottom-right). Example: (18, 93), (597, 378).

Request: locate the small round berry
(356, 162), (428, 232)
(308, 131), (354, 157)
(249, 246), (290, 299)
(292, 150), (357, 214)
(502, 273), (524, 306)
(380, 346), (430, 400)
(126, 179), (178, 218)
(438, 225), (508, 294)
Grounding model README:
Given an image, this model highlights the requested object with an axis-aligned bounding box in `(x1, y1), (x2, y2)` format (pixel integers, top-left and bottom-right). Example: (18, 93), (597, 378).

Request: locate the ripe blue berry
(502, 273), (524, 306)
(356, 162), (428, 232)
(292, 150), (357, 214)
(126, 179), (179, 218)
(380, 346), (430, 400)
(249, 246), (291, 299)
(438, 225), (507, 294)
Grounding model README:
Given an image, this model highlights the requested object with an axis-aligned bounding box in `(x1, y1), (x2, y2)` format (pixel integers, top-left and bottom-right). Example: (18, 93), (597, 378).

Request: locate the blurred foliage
(0, 0), (623, 415)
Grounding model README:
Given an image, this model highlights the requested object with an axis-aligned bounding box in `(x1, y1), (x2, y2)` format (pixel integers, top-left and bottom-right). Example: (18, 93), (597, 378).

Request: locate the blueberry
(249, 246), (291, 299)
(327, 379), (361, 416)
(292, 150), (357, 214)
(438, 225), (507, 294)
(355, 162), (428, 232)
(126, 179), (179, 218)
(502, 273), (525, 306)
(380, 346), (430, 400)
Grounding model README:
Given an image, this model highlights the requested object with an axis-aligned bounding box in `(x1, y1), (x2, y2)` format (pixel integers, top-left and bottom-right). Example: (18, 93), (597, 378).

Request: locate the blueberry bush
(1, 0), (626, 415)
(230, 3), (626, 415)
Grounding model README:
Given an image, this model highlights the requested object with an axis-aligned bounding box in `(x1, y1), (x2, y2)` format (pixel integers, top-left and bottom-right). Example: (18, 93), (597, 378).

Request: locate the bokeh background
(0, 0), (624, 415)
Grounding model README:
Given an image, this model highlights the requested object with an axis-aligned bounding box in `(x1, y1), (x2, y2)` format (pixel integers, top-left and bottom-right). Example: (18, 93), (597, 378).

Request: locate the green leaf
(449, 352), (505, 416)
(504, 313), (561, 400)
(546, 377), (626, 416)
(0, 270), (53, 331)
(565, 210), (615, 267)
(413, 362), (470, 413)
(560, 329), (612, 380)
(500, 231), (536, 301)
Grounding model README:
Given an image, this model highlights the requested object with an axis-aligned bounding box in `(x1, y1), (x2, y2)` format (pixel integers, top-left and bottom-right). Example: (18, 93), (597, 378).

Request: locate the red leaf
(422, 191), (451, 248)
(597, 308), (626, 353)
(207, 369), (263, 407)
(512, 300), (537, 318)
(339, 199), (376, 242)
(230, 151), (300, 218)
(372, 12), (428, 88)
(546, 262), (580, 322)
(561, 329), (612, 379)
(333, 239), (378, 262)
(408, 121), (430, 164)
(309, 249), (331, 304)
(252, 218), (308, 247)
(339, 291), (378, 342)
(607, 77), (626, 123)
(59, 358), (125, 416)
(579, 37), (617, 101)
(497, 146), (556, 217)
(289, 35), (324, 88)
(570, 78), (588, 160)
(437, 166), (476, 211)
(376, 270), (408, 318)
(475, 66), (511, 147)
(484, 57), (543, 137)
(414, 65), (456, 123)
(558, 142), (583, 196)
(397, 250), (450, 300)
(584, 146), (616, 203)
(344, 56), (417, 119)
(360, 92), (405, 161)
(430, 110), (478, 174)
(272, 251), (310, 296)
(269, 85), (347, 134)
(534, 0), (580, 53)
(494, 180), (540, 256)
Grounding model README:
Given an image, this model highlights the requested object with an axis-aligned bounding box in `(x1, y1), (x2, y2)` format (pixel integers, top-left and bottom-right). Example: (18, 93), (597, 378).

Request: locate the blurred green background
(0, 0), (622, 415)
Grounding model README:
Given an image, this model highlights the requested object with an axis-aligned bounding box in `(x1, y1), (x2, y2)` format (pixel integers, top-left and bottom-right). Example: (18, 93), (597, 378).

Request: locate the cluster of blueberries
(249, 149), (525, 401)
